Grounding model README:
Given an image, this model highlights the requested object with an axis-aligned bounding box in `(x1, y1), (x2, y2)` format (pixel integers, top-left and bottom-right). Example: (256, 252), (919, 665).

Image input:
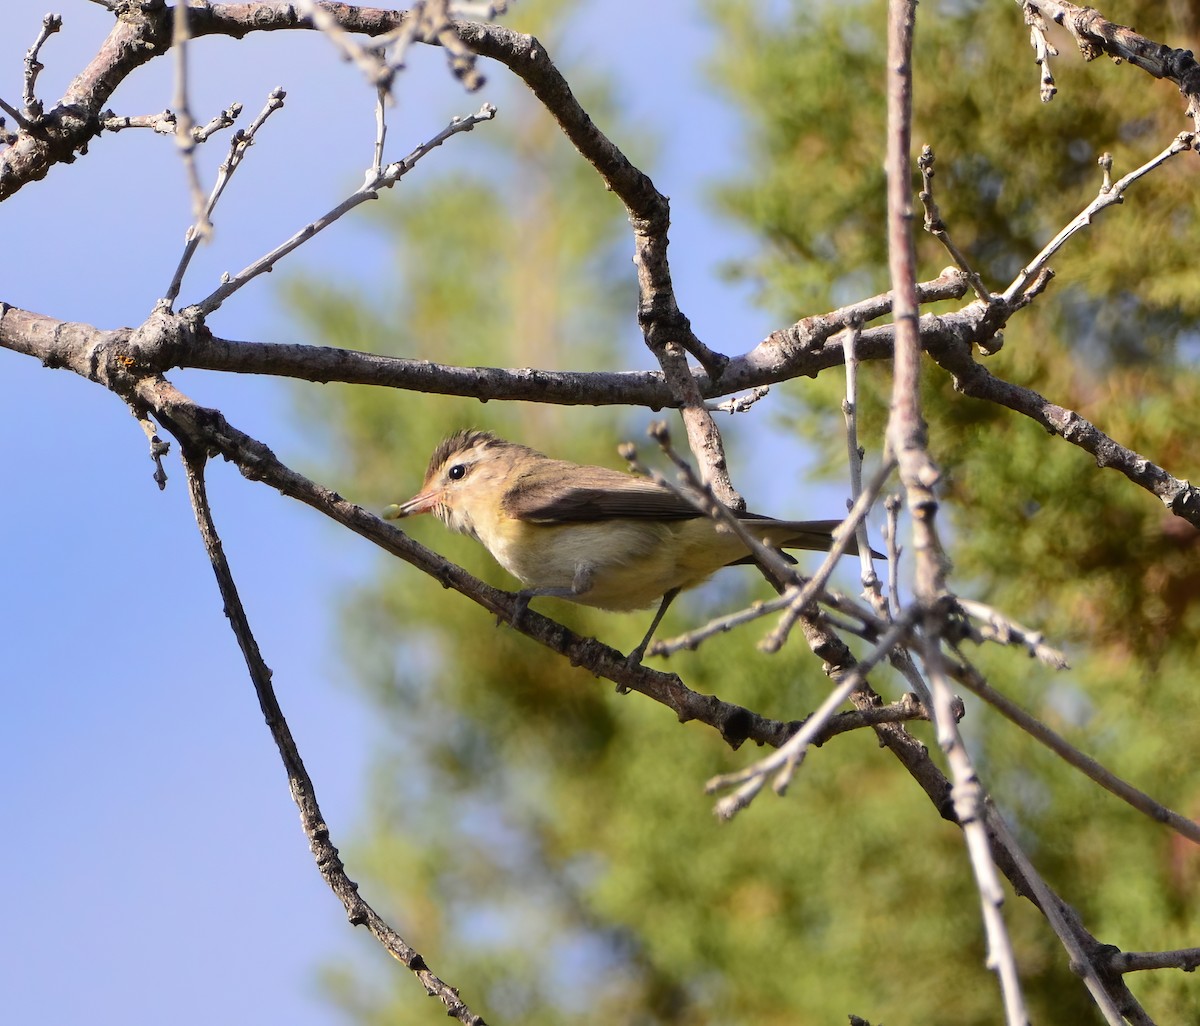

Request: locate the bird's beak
(382, 487), (440, 520)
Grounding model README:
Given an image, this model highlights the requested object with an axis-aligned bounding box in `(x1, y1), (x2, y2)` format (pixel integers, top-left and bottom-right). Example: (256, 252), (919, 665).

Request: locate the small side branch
(191, 103), (244, 144)
(706, 611), (919, 820)
(987, 811), (1133, 1026)
(705, 385), (770, 414)
(1022, 2), (1059, 102)
(178, 448), (487, 1026)
(131, 405), (171, 490)
(164, 89), (285, 306)
(1107, 948), (1200, 974)
(887, 1), (1025, 1020)
(190, 103), (496, 316)
(917, 146), (991, 302)
(947, 653), (1200, 847)
(923, 331), (1200, 529)
(100, 109), (178, 134)
(954, 598), (1069, 669)
(170, 3), (210, 240)
(1003, 133), (1196, 304)
(23, 13), (63, 120)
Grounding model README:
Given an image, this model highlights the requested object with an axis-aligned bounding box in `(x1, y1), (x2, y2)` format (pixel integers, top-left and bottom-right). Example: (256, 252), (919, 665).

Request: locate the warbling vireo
(383, 429), (864, 662)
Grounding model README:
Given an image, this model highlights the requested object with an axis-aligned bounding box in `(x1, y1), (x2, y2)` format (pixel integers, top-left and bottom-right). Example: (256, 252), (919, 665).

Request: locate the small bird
(384, 429), (864, 663)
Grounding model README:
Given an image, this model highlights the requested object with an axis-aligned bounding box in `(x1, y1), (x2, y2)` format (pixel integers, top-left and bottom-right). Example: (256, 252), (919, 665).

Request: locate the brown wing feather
(503, 462), (705, 523)
(503, 465), (851, 551)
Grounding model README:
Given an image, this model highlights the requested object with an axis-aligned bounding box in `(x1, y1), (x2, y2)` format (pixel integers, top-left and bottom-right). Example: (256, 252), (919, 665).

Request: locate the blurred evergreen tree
(289, 1), (1200, 1022)
(708, 0), (1200, 1020)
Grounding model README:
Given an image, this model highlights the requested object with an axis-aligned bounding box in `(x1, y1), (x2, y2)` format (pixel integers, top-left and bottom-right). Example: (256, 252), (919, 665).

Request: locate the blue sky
(0, 2), (806, 1023)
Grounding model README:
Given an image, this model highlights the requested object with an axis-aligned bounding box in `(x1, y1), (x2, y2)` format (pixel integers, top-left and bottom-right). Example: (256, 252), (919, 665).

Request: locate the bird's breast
(476, 516), (754, 611)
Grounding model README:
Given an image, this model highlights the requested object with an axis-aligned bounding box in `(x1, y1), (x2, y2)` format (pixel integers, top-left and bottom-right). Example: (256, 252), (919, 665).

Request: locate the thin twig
(706, 610), (919, 820)
(705, 386), (770, 414)
(926, 640), (1028, 1024)
(884, 493), (903, 619)
(917, 145), (991, 302)
(1003, 132), (1196, 304)
(171, 2), (211, 240)
(23, 13), (62, 120)
(886, 1), (1026, 1020)
(190, 103), (496, 316)
(100, 109), (178, 134)
(647, 575), (889, 660)
(178, 448), (488, 1025)
(955, 597), (1069, 669)
(0, 96), (32, 131)
(647, 593), (789, 658)
(293, 0), (393, 88)
(647, 592), (796, 658)
(759, 459), (894, 654)
(840, 321), (879, 584)
(1108, 948), (1200, 974)
(987, 811), (1130, 1026)
(165, 89), (286, 306)
(191, 102), (243, 144)
(131, 406), (170, 490)
(1022, 2), (1059, 103)
(372, 86), (388, 175)
(924, 327), (1200, 529)
(947, 652), (1200, 847)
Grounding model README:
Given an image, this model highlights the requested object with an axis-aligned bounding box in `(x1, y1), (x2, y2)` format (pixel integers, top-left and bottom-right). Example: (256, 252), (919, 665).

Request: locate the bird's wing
(503, 464), (703, 523)
(503, 466), (867, 553)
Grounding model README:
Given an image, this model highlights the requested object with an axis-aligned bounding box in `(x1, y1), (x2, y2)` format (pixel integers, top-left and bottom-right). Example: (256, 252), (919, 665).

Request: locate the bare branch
(917, 145), (991, 302)
(884, 493), (903, 619)
(0, 96), (33, 132)
(947, 653), (1200, 847)
(131, 405), (170, 490)
(190, 102), (495, 316)
(164, 89), (285, 306)
(840, 322), (875, 582)
(178, 448), (487, 1026)
(191, 102), (244, 143)
(100, 109), (178, 134)
(955, 598), (1069, 669)
(1003, 132), (1196, 304)
(923, 328), (1200, 529)
(23, 12), (62, 120)
(986, 811), (1133, 1026)
(293, 0), (393, 88)
(706, 611), (920, 820)
(171, 2), (210, 240)
(1108, 948), (1200, 974)
(705, 385), (769, 414)
(168, 270), (967, 398)
(1022, 2), (1059, 102)
(887, 2), (1025, 1019)
(1020, 0), (1200, 124)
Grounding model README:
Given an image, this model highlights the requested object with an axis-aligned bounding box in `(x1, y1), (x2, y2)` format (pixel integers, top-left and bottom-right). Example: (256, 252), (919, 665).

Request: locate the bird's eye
(447, 463), (467, 481)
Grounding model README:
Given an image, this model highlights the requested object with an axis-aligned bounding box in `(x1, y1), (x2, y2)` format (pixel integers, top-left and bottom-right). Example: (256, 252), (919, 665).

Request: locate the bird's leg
(626, 588), (680, 667)
(510, 565), (595, 626)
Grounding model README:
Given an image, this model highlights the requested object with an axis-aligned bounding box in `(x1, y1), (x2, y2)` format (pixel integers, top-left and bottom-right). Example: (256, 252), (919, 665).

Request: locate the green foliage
(708, 0), (1200, 1019)
(291, 1), (1200, 1023)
